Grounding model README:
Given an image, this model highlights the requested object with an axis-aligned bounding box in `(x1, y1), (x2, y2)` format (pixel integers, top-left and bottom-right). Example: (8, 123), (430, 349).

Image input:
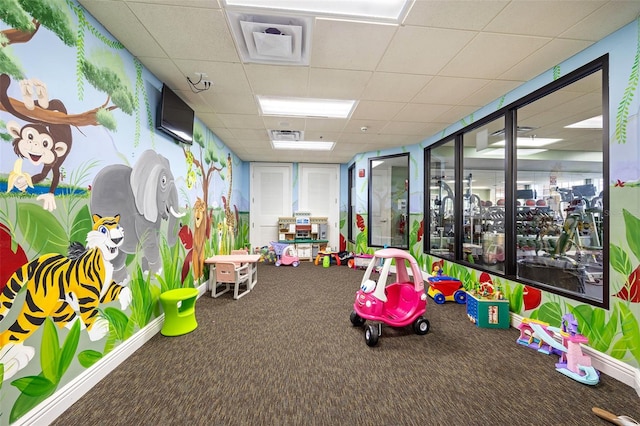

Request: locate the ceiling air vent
(226, 11), (312, 65)
(270, 130), (303, 141)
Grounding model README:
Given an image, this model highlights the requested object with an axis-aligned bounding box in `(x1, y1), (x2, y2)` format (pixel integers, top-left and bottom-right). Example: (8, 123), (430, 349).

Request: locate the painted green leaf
(17, 204), (68, 256)
(610, 243), (632, 276)
(611, 337), (629, 360)
(536, 301), (562, 327)
(103, 307), (129, 339)
(619, 302), (640, 362)
(10, 373), (56, 423)
(40, 318), (61, 383)
(571, 304), (612, 352)
(10, 375), (56, 397)
(123, 317), (136, 341)
(600, 303), (620, 352)
(508, 284), (523, 314)
(78, 350), (103, 368)
(69, 204), (93, 245)
(623, 209), (640, 262)
(58, 320), (81, 379)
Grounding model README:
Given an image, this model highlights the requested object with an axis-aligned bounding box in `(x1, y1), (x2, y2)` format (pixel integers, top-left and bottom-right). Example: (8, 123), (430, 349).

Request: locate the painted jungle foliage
(0, 1), (248, 423)
(343, 19), (640, 374)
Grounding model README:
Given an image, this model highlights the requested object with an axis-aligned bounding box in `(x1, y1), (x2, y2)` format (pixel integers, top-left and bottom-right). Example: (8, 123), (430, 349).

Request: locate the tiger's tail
(0, 262), (30, 322)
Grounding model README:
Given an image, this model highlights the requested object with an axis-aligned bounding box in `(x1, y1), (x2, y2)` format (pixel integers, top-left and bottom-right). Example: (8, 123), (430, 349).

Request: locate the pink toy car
(350, 248), (430, 346)
(271, 242), (300, 267)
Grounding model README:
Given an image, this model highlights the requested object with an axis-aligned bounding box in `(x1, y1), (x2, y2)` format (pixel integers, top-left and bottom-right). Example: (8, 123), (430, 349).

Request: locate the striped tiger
(0, 214), (132, 348)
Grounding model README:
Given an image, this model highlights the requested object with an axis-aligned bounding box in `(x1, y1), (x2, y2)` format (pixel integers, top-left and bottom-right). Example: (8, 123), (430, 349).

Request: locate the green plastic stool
(160, 287), (199, 336)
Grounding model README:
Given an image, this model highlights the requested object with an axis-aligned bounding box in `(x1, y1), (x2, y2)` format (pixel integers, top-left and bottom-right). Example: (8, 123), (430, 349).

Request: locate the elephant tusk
(170, 205), (186, 218)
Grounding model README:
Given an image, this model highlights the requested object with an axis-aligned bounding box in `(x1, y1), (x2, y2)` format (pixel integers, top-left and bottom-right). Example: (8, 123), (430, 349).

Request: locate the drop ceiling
(77, 0), (640, 164)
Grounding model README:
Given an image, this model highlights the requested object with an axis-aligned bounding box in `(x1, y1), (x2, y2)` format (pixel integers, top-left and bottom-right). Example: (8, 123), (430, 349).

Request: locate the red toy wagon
(427, 274), (466, 304)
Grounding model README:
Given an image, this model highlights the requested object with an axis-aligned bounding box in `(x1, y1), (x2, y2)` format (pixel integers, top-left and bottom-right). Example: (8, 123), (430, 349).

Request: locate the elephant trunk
(166, 185), (183, 247)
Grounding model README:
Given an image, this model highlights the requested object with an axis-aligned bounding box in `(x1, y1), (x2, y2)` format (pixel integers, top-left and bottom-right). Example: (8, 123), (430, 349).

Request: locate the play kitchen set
(278, 212), (328, 261)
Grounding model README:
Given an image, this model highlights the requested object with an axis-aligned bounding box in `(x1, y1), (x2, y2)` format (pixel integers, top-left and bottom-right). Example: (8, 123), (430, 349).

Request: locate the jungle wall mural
(0, 1), (248, 424)
(342, 19), (640, 375)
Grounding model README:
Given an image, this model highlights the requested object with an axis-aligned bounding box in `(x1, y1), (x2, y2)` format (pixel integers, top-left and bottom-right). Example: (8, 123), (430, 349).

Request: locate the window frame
(368, 152), (410, 249)
(423, 54), (609, 308)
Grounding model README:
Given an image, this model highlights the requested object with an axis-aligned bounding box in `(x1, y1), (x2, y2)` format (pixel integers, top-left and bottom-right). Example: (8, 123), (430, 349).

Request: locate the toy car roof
(362, 248), (425, 302)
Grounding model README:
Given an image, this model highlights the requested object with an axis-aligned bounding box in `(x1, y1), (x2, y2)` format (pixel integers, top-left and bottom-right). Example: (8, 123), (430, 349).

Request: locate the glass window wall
(423, 55), (607, 307)
(462, 116), (506, 273)
(515, 70), (605, 302)
(427, 140), (455, 260)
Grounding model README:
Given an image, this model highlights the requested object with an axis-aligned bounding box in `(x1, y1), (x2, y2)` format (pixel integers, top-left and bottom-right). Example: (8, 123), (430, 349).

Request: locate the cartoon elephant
(90, 149), (185, 282)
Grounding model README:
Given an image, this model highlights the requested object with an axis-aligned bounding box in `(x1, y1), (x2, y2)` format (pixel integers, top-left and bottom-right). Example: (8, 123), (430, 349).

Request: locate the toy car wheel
(292, 261), (300, 267)
(413, 317), (430, 335)
(365, 324), (379, 347)
(454, 290), (466, 304)
(350, 311), (365, 327)
(433, 293), (446, 304)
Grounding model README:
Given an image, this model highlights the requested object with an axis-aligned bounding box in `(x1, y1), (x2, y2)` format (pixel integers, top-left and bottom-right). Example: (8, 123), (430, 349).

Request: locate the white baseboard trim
(511, 313), (640, 396)
(15, 282), (208, 426)
(15, 316), (163, 426)
(13, 294), (639, 426)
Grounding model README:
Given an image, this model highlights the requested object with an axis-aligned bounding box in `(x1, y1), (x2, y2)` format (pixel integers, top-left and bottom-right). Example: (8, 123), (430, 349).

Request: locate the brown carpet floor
(53, 261), (639, 425)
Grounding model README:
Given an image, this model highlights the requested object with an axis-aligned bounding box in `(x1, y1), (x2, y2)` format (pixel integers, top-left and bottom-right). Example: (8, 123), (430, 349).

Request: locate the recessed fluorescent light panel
(272, 140), (335, 151)
(258, 96), (357, 119)
(224, 0), (414, 23)
(565, 115), (603, 129)
(492, 137), (561, 148)
(479, 148), (547, 157)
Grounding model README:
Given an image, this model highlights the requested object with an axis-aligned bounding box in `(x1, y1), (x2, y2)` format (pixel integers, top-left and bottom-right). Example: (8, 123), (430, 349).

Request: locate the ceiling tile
(413, 76), (490, 105)
(205, 93), (258, 114)
(499, 38), (594, 81)
(229, 128), (269, 140)
(377, 26), (476, 75)
(308, 68), (372, 99)
(244, 64), (309, 96)
(342, 119), (389, 134)
(262, 116), (306, 130)
(197, 112), (226, 128)
(484, 1), (605, 38)
(394, 103), (452, 122)
(351, 100), (406, 121)
(217, 114), (265, 129)
(460, 79), (523, 107)
(173, 60), (252, 94)
(80, 1), (167, 58)
(439, 33), (551, 79)
(434, 105), (480, 125)
(310, 19), (397, 71)
(380, 121), (429, 135)
(361, 72), (432, 102)
(404, 1), (509, 31)
(135, 57), (183, 89)
(127, 4), (239, 62)
(304, 119), (348, 133)
(560, 1), (640, 41)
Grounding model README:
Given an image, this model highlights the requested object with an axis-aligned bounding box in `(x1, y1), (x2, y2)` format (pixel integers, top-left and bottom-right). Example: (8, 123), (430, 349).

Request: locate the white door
(299, 164), (340, 251)
(250, 163), (292, 250)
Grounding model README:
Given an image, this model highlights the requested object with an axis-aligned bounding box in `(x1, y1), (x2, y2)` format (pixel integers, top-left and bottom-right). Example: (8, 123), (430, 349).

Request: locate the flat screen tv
(156, 84), (194, 144)
(516, 189), (536, 200)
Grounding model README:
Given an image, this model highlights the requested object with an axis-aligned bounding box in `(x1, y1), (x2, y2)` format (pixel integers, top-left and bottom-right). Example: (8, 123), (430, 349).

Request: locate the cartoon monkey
(1, 73), (71, 211)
